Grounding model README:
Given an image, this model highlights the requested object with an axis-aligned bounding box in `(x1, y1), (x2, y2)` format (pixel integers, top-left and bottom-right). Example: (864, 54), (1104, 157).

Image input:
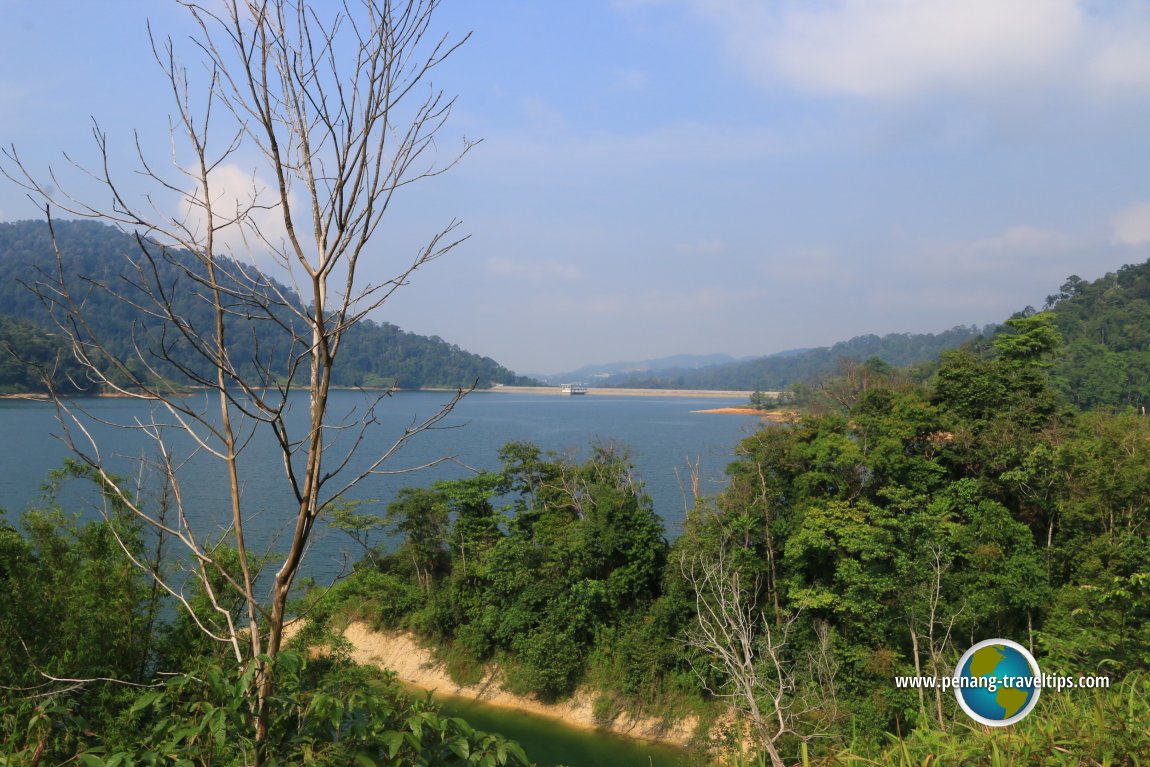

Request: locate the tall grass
(825, 673), (1150, 766)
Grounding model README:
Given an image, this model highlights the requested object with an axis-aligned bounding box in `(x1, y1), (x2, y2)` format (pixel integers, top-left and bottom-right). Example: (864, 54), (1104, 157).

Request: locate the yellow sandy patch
(285, 619), (696, 747)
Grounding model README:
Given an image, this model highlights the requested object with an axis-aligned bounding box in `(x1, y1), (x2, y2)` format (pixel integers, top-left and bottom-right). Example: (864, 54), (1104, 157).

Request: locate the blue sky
(3, 1), (1150, 375)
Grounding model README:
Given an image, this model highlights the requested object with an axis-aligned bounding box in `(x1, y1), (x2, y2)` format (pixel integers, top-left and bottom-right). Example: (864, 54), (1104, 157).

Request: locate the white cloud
(968, 225), (1076, 255)
(1085, 7), (1150, 92)
(176, 162), (299, 270)
(688, 0), (1150, 100)
(486, 257), (583, 282)
(1112, 200), (1150, 246)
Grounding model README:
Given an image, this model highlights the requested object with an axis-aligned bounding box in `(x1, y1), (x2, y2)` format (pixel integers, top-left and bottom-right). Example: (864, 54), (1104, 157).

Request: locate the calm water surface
(432, 691), (688, 767)
(0, 390), (758, 580)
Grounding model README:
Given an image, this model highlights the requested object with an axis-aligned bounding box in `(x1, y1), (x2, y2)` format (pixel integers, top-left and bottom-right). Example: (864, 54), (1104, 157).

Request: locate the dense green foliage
(672, 311), (1150, 762)
(322, 443), (681, 706)
(318, 305), (1150, 764)
(1044, 264), (1150, 409)
(0, 315), (90, 394)
(0, 465), (531, 766)
(0, 220), (533, 393)
(599, 326), (987, 391)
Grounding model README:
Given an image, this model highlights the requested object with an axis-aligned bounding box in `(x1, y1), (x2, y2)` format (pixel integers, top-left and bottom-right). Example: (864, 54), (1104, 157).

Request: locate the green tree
(387, 488), (451, 591)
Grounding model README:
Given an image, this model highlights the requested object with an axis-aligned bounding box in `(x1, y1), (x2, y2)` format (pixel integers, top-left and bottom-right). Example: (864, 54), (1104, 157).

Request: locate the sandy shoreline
(691, 407), (798, 422)
(289, 620), (696, 748)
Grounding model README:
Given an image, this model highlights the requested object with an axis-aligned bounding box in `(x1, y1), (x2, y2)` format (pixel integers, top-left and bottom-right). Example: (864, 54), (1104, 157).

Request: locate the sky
(2, 1), (1150, 376)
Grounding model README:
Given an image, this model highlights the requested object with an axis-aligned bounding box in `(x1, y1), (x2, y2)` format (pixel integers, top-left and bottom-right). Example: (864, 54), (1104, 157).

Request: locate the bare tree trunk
(681, 547), (799, 767)
(909, 621), (927, 722)
(4, 1), (476, 759)
(926, 545), (960, 731)
(755, 462), (781, 625)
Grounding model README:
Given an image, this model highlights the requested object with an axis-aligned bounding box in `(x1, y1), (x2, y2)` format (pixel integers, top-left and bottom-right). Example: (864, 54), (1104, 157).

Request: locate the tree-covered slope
(1043, 263), (1150, 409)
(0, 315), (90, 394)
(0, 220), (533, 392)
(601, 326), (988, 390)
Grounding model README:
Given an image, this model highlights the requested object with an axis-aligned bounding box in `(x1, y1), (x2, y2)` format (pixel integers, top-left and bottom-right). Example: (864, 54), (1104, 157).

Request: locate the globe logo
(953, 639), (1041, 726)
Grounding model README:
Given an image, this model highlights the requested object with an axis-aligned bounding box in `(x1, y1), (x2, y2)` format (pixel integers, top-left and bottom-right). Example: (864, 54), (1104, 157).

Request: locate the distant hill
(536, 353), (745, 384)
(583, 260), (1150, 402)
(599, 327), (990, 391)
(0, 220), (534, 394)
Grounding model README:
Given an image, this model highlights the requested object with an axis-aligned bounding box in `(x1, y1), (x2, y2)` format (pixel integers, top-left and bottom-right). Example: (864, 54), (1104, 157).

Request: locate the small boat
(560, 384), (588, 395)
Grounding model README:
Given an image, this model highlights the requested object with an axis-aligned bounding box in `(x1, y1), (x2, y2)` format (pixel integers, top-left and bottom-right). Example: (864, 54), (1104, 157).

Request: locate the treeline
(0, 220), (534, 393)
(314, 311), (1150, 764)
(0, 315), (89, 394)
(600, 326), (988, 391)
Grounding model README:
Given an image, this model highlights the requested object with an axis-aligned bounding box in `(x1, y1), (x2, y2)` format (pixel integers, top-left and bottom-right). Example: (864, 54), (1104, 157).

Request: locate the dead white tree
(3, 0), (474, 759)
(682, 548), (801, 767)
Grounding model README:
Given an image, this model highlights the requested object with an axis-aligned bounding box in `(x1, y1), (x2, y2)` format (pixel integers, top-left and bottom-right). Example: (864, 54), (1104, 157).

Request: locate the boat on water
(560, 384), (588, 395)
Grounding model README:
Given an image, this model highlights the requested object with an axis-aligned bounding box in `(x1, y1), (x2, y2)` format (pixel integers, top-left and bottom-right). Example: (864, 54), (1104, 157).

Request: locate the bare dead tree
(681, 547), (801, 767)
(906, 542), (964, 730)
(2, 0), (474, 759)
(676, 455), (702, 517)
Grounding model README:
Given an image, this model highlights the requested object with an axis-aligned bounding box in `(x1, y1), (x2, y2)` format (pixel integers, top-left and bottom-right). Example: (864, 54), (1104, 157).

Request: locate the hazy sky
(3, 1), (1150, 375)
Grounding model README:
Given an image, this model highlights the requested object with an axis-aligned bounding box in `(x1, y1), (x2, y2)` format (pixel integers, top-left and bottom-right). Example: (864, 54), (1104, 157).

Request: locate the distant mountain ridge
(536, 353), (747, 384)
(596, 327), (990, 391)
(0, 220), (534, 394)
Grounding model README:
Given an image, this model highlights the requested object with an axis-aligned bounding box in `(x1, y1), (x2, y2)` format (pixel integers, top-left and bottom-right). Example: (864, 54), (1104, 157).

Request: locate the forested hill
(1045, 262), (1150, 409)
(0, 220), (533, 393)
(601, 326), (988, 391)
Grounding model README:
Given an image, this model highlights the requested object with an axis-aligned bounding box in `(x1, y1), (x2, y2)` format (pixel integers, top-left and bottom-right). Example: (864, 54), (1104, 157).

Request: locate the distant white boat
(560, 384), (588, 395)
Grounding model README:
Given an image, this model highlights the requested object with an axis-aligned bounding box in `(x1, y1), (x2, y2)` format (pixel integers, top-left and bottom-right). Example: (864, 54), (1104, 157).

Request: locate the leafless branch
(1, 2), (474, 761)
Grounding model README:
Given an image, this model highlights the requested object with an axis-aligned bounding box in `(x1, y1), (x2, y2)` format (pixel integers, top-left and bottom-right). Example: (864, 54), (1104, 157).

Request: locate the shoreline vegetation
(285, 620), (696, 749)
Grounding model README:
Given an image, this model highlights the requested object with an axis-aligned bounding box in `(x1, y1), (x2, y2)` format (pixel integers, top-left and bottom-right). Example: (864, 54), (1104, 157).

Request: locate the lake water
(0, 389), (747, 765)
(0, 390), (758, 581)
(432, 691), (689, 767)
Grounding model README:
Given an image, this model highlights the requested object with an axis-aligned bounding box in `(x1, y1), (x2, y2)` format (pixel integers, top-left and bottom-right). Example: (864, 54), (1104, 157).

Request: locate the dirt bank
(691, 407), (798, 422)
(291, 620), (696, 747)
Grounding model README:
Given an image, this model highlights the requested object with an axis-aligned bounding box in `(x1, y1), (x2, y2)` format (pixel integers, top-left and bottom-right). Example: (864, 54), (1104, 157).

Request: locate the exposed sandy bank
(288, 620), (696, 748)
(691, 408), (798, 422)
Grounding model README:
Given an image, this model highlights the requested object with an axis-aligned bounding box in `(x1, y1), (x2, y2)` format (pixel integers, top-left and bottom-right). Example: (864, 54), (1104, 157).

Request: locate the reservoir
(0, 389), (759, 581)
